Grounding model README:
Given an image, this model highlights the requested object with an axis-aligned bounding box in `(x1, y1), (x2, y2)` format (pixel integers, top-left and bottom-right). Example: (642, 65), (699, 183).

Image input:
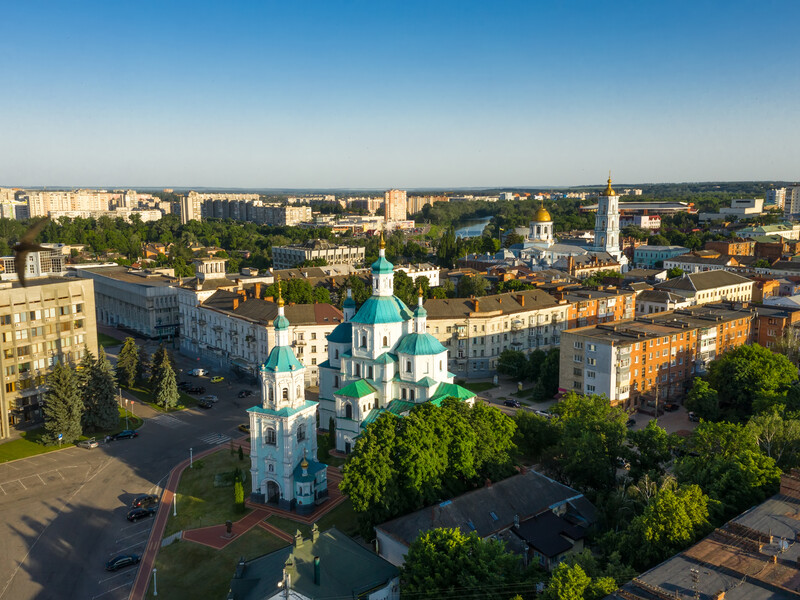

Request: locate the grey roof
(636, 289), (687, 304)
(655, 270), (754, 293)
(624, 268), (667, 278)
(628, 282), (654, 292)
(80, 266), (179, 287)
(202, 290), (343, 326)
(228, 528), (398, 600)
(423, 289), (561, 319)
(514, 510), (587, 558)
(375, 469), (595, 548)
(634, 245), (688, 252)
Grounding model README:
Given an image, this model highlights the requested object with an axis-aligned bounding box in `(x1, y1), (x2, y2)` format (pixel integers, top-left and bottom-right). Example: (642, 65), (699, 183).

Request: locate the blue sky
(1, 1), (798, 189)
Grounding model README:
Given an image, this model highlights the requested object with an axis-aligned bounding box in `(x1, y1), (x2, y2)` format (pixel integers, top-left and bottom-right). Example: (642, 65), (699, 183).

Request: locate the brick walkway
(182, 507), (271, 549)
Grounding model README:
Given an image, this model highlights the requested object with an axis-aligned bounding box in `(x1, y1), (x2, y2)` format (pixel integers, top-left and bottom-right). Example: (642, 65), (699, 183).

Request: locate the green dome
(352, 295), (412, 324)
(273, 314), (290, 330)
(261, 346), (303, 373)
(413, 304), (427, 318)
(395, 332), (447, 356)
(343, 295), (356, 308)
(371, 254), (394, 275)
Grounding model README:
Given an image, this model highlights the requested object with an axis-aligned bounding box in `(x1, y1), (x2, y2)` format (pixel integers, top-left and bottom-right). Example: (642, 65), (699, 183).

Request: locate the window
(587, 343), (596, 352)
(311, 332), (317, 340)
(586, 358), (596, 366)
(360, 335), (367, 348)
(573, 368), (582, 376)
(265, 428), (276, 445)
(383, 336), (388, 347)
(355, 364), (360, 377)
(297, 425), (306, 442)
(345, 403), (352, 419)
(335, 349), (339, 359)
(401, 388), (407, 400)
(573, 381), (581, 389)
(573, 354), (582, 363)
(410, 389), (416, 401)
(587, 371), (596, 378)
(587, 385), (596, 392)
(334, 375), (339, 387)
(406, 361), (411, 373)
(282, 388), (288, 400)
(269, 388), (274, 401)
(311, 346), (316, 353)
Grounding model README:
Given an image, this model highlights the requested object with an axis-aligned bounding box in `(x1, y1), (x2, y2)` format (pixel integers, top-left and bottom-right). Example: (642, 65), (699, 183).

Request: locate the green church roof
(386, 400), (416, 415)
(395, 332), (447, 356)
(351, 295), (413, 324)
(336, 379), (377, 399)
(430, 382), (476, 404)
(374, 352), (398, 364)
(261, 346), (303, 373)
(273, 314), (290, 330)
(360, 408), (385, 428)
(371, 254), (394, 274)
(326, 321), (352, 344)
(416, 376), (439, 387)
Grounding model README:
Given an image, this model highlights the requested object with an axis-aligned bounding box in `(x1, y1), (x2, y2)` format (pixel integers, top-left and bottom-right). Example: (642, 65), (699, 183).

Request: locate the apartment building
(179, 287), (343, 386)
(76, 266), (180, 339)
(384, 189), (407, 221)
(704, 238), (755, 257)
(422, 287), (635, 379)
(271, 241), (365, 270)
(655, 271), (755, 305)
(751, 304), (800, 349)
(180, 193), (203, 224)
(259, 204), (312, 226)
(406, 195), (447, 215)
(560, 304), (753, 407)
(0, 248), (66, 282)
(394, 263), (440, 287)
(0, 277), (97, 438)
(632, 246), (689, 269)
(765, 187), (786, 208)
(784, 185), (800, 219)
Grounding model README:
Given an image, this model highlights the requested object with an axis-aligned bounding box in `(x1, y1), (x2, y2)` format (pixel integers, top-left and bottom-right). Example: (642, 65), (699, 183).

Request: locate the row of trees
(118, 338), (180, 410)
(497, 349), (560, 401)
(340, 399), (517, 537)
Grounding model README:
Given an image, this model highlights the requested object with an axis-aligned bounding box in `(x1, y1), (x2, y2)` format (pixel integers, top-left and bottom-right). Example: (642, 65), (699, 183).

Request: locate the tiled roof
(423, 289), (561, 319)
(202, 291), (343, 326)
(656, 270), (754, 292)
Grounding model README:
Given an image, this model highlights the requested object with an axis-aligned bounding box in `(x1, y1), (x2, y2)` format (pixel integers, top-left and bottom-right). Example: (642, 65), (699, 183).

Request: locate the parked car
(203, 395), (219, 404)
(238, 423), (250, 434)
(626, 417), (636, 427)
(126, 507), (157, 522)
(77, 437), (98, 449)
(189, 368), (207, 377)
(688, 411), (700, 422)
(105, 554), (140, 571)
(663, 403), (679, 412)
(211, 376), (224, 383)
(533, 410), (551, 419)
(237, 390), (253, 398)
(188, 386), (206, 395)
(198, 399), (213, 409)
(131, 494), (159, 509)
(503, 399), (521, 408)
(177, 381), (190, 390)
(111, 430), (138, 440)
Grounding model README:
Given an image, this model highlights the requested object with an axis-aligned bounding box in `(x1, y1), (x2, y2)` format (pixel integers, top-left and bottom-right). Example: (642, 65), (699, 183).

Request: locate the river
(454, 216), (492, 238)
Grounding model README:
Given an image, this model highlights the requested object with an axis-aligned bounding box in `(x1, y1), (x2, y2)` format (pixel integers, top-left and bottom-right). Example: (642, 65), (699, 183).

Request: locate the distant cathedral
(593, 175), (627, 266)
(318, 236), (475, 453)
(248, 282), (328, 512)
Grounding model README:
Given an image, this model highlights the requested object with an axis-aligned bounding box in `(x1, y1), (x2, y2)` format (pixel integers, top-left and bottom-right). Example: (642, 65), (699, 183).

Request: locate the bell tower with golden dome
(528, 202), (554, 246)
(594, 174), (623, 261)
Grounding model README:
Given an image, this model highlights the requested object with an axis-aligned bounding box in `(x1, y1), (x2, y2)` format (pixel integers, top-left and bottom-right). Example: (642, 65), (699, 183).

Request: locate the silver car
(77, 437), (98, 449)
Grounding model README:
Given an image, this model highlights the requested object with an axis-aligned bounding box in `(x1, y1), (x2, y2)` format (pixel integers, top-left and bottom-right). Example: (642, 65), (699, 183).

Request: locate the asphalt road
(0, 342), (259, 600)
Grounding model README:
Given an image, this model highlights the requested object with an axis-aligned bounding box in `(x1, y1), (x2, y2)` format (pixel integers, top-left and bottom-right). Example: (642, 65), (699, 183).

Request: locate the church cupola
(273, 278), (290, 347)
(413, 286), (427, 333)
(343, 287), (356, 321)
(371, 233), (394, 297)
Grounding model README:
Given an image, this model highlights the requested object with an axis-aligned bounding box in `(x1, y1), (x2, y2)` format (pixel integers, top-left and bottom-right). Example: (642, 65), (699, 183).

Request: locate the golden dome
(601, 174), (616, 197)
(534, 205), (552, 222)
(301, 456), (308, 469)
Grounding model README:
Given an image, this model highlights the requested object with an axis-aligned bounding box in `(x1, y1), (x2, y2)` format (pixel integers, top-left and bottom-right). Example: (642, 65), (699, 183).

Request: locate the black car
(112, 429), (138, 440)
(131, 494), (159, 509)
(688, 411), (700, 422)
(198, 399), (213, 409)
(237, 390), (253, 398)
(626, 417), (636, 427)
(127, 507), (157, 522)
(105, 554), (140, 571)
(663, 403), (679, 412)
(188, 386), (206, 395)
(177, 381), (190, 390)
(503, 399), (521, 408)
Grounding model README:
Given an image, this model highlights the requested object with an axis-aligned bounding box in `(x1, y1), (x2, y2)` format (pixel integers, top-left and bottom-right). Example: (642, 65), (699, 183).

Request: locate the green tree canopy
(456, 274), (490, 298)
(83, 348), (119, 432)
(116, 337), (139, 389)
(154, 353), (180, 409)
(42, 362), (84, 444)
(684, 378), (720, 421)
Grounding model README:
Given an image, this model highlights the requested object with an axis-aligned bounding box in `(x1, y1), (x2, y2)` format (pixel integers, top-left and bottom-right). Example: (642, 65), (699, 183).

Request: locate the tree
(514, 411), (559, 461)
(747, 409), (800, 469)
(137, 345), (151, 383)
(497, 350), (530, 379)
(666, 267), (684, 279)
(154, 353), (180, 409)
(233, 468), (245, 512)
(149, 344), (176, 389)
(83, 348), (119, 432)
(456, 274), (489, 298)
(42, 362), (84, 444)
(312, 286), (331, 304)
(436, 227), (457, 268)
(707, 344), (797, 421)
(684, 378), (720, 421)
(534, 349), (560, 401)
(75, 347), (96, 396)
(627, 421), (676, 480)
(401, 528), (526, 600)
(116, 338), (139, 389)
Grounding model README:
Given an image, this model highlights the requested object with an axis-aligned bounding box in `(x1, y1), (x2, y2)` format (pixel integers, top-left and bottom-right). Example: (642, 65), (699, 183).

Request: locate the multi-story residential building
(704, 238), (755, 256)
(765, 187), (786, 208)
(0, 277), (97, 438)
(271, 241), (365, 270)
(347, 197), (383, 214)
(179, 285), (342, 387)
(632, 246), (689, 268)
(394, 263), (440, 287)
(752, 304), (800, 350)
(783, 185), (800, 219)
(384, 189), (407, 222)
(406, 195), (447, 215)
(554, 254), (621, 279)
(180, 192), (203, 224)
(655, 271), (755, 305)
(0, 248), (66, 282)
(661, 253), (753, 274)
(560, 304), (753, 407)
(737, 223), (800, 240)
(260, 204), (312, 226)
(75, 266), (180, 339)
(634, 289), (692, 316)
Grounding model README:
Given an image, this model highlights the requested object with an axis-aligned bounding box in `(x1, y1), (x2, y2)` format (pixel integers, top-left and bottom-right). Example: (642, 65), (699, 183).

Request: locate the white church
(318, 236), (475, 453)
(247, 284), (328, 512)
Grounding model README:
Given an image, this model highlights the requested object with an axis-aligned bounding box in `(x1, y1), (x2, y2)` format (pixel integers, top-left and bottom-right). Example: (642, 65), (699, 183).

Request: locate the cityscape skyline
(2, 1), (798, 188)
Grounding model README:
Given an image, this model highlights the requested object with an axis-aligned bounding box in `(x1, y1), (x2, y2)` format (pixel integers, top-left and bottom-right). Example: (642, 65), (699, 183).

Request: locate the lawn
(266, 499), (360, 539)
(147, 527), (288, 600)
(0, 406), (142, 463)
(125, 385), (197, 412)
(316, 432), (346, 468)
(97, 332), (123, 348)
(165, 448), (251, 536)
(459, 381), (497, 393)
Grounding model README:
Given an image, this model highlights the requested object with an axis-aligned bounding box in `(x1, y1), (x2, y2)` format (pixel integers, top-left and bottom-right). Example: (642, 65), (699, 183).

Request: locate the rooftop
(656, 270), (754, 293)
(423, 289), (562, 319)
(79, 266), (179, 287)
(202, 290), (343, 326)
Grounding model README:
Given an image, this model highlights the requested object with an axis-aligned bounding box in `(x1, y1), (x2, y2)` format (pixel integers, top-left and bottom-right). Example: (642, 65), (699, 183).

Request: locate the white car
(203, 395), (219, 404)
(189, 368), (207, 377)
(77, 438), (99, 449)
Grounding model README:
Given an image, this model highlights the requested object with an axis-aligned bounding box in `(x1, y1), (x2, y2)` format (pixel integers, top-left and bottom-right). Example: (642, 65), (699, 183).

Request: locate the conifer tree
(75, 346), (96, 396)
(137, 345), (151, 384)
(154, 353), (179, 410)
(42, 362), (84, 444)
(83, 348), (119, 432)
(149, 344), (175, 389)
(116, 337), (139, 389)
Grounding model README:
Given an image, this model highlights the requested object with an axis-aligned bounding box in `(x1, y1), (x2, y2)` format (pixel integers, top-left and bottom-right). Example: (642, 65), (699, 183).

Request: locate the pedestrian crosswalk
(199, 432), (232, 445)
(148, 413), (188, 429)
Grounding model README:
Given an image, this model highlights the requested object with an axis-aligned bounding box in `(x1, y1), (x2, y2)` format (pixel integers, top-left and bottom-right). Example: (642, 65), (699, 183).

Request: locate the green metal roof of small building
(247, 399), (317, 418)
(395, 332), (447, 356)
(336, 379), (377, 399)
(416, 376), (439, 387)
(326, 321), (352, 344)
(360, 408), (385, 428)
(293, 458), (328, 483)
(430, 382), (476, 404)
(374, 352), (398, 364)
(351, 295), (413, 324)
(386, 400), (416, 415)
(261, 346), (303, 373)
(371, 254), (394, 274)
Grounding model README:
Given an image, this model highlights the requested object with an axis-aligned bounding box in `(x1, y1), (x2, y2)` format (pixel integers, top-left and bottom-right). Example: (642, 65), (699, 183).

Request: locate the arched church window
(368, 366), (373, 379)
(282, 388), (288, 401)
(335, 349), (339, 359)
(406, 361), (411, 373)
(345, 403), (352, 419)
(297, 424), (306, 442)
(439, 360), (443, 370)
(296, 385), (301, 398)
(383, 336), (388, 347)
(361, 335), (367, 348)
(265, 428), (276, 445)
(410, 389), (416, 401)
(355, 364), (360, 377)
(269, 388), (274, 401)
(268, 463), (274, 472)
(334, 375), (339, 387)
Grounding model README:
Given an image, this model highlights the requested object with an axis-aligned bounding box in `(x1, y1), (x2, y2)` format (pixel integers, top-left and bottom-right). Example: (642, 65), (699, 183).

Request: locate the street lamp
(124, 398), (130, 430)
(173, 492), (177, 517)
(153, 568), (157, 597)
(190, 447), (193, 468)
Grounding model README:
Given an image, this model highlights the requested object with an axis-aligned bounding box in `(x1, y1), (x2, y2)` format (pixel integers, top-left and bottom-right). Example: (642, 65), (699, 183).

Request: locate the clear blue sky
(2, 1), (798, 189)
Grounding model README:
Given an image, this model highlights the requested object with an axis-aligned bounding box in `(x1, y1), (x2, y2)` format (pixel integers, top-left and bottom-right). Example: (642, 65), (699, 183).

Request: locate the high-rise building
(384, 189), (407, 222)
(0, 277), (97, 438)
(784, 185), (800, 220)
(180, 192), (203, 224)
(765, 187), (786, 209)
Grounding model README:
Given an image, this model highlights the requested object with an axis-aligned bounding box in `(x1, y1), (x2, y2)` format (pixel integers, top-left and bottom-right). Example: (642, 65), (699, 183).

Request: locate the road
(0, 337), (258, 600)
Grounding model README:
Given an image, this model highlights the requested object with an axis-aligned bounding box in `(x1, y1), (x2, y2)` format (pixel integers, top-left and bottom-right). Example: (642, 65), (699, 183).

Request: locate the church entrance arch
(264, 480), (281, 504)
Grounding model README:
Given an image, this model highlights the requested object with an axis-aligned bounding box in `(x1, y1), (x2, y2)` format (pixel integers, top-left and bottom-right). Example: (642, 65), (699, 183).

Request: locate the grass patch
(97, 333), (123, 348)
(125, 385), (197, 412)
(0, 406), (142, 463)
(316, 432), (346, 468)
(148, 527), (288, 600)
(512, 387), (537, 399)
(165, 448), (251, 536)
(459, 381), (497, 393)
(267, 499), (360, 538)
